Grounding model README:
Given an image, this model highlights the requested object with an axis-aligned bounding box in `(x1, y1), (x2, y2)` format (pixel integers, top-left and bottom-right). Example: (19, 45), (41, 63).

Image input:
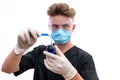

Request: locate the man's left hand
(44, 45), (77, 80)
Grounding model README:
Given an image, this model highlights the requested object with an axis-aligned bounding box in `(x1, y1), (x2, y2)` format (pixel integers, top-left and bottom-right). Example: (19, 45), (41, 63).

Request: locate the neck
(56, 41), (74, 53)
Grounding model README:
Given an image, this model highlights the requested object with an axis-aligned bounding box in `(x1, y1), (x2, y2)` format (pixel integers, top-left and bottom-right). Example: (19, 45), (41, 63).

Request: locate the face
(48, 15), (76, 32)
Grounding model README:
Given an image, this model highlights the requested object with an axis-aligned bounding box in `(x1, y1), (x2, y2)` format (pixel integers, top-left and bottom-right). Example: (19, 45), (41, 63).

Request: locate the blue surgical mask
(51, 29), (71, 44)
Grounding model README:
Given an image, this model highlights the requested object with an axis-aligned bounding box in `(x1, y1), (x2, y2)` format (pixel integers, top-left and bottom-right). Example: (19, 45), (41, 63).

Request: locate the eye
(52, 24), (59, 29)
(62, 24), (70, 29)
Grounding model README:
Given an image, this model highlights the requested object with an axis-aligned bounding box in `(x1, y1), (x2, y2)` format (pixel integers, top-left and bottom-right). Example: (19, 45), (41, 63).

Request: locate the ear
(72, 24), (76, 32)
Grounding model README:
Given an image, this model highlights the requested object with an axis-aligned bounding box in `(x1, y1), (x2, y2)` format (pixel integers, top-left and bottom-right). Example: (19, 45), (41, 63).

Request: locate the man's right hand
(14, 28), (40, 54)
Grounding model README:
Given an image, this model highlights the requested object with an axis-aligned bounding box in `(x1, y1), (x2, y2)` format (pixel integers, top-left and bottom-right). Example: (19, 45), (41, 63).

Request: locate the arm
(44, 46), (99, 80)
(1, 28), (40, 74)
(1, 50), (23, 73)
(70, 72), (84, 80)
(44, 46), (84, 80)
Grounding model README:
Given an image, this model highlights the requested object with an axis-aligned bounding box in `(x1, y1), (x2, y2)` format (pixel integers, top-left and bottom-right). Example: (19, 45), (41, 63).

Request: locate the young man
(1, 3), (99, 80)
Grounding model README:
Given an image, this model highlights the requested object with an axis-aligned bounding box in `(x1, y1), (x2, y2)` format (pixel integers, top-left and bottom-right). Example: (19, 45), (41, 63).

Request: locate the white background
(0, 0), (120, 80)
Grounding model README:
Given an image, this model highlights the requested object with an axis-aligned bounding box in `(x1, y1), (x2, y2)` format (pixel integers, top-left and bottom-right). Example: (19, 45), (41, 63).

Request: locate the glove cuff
(63, 66), (77, 80)
(14, 44), (27, 54)
(14, 48), (27, 54)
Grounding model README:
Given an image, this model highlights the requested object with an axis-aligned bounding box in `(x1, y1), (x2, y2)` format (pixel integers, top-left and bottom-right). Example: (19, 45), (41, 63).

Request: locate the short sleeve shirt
(14, 45), (99, 80)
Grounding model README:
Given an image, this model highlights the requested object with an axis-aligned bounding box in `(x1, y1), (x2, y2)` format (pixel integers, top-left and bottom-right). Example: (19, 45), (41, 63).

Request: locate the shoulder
(72, 46), (94, 63)
(74, 46), (95, 66)
(66, 45), (93, 63)
(72, 46), (92, 57)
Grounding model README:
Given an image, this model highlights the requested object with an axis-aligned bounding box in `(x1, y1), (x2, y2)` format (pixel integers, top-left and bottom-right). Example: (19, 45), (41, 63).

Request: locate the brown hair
(47, 3), (76, 18)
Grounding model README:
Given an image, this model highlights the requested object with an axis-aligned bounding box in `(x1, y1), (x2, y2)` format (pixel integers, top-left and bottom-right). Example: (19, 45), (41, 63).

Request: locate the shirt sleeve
(78, 54), (99, 80)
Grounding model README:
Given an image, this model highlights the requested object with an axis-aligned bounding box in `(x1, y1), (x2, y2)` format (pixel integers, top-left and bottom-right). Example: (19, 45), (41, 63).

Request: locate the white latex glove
(14, 28), (40, 54)
(44, 46), (77, 80)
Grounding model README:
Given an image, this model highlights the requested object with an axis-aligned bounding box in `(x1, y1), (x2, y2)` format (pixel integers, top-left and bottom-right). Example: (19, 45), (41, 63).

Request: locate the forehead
(49, 15), (73, 24)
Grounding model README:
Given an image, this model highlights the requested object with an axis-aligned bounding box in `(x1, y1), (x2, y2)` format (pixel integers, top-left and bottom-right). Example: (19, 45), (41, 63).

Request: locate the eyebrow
(51, 23), (71, 25)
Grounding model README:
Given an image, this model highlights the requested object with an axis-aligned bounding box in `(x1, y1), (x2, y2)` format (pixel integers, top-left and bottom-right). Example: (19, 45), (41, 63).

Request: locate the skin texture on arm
(1, 49), (23, 73)
(70, 72), (84, 80)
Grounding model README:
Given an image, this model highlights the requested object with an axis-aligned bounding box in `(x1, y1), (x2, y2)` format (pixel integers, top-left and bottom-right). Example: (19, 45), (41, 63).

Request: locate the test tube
(40, 33), (56, 54)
